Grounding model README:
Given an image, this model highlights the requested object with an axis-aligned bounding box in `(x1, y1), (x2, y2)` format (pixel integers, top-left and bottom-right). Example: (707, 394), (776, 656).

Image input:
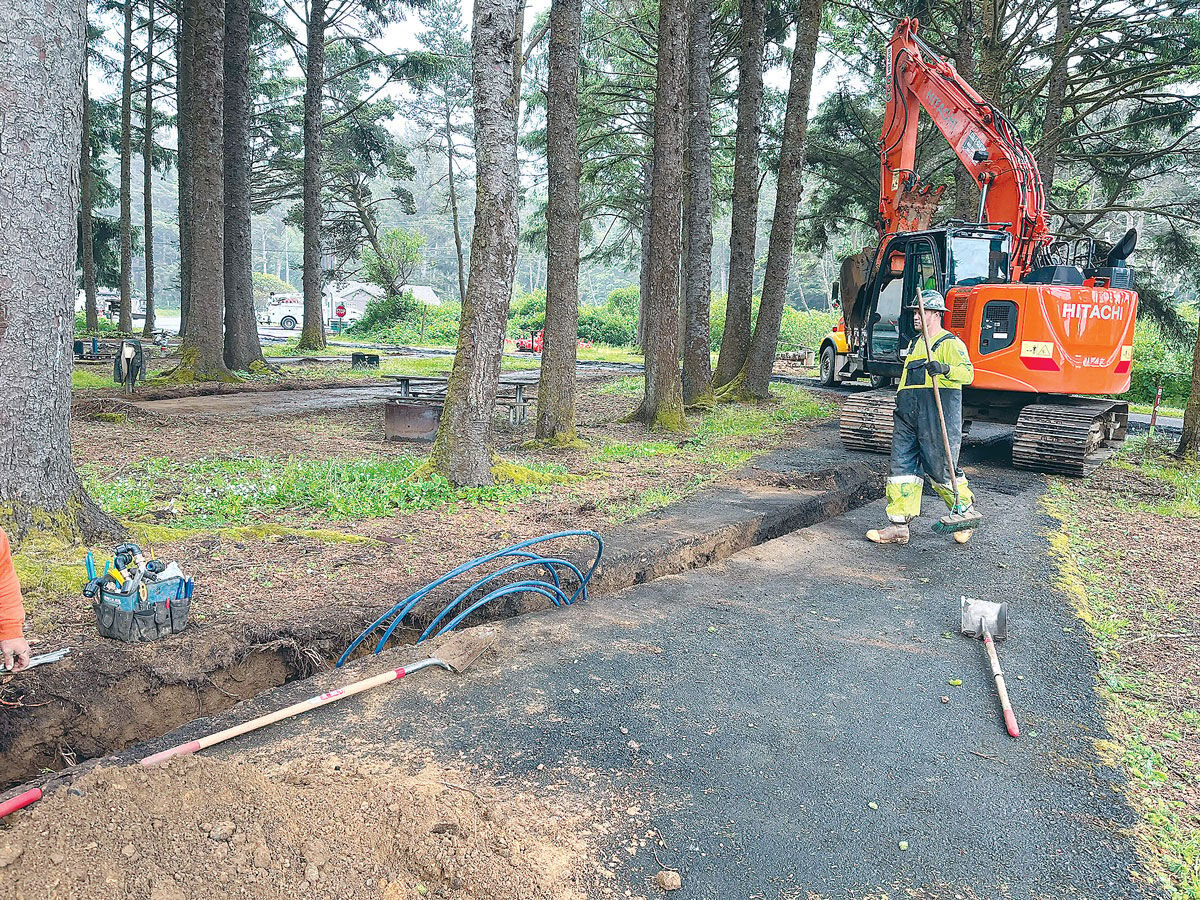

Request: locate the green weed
(596, 441), (681, 461)
(72, 367), (117, 390)
(597, 375), (642, 396)
(83, 455), (553, 527)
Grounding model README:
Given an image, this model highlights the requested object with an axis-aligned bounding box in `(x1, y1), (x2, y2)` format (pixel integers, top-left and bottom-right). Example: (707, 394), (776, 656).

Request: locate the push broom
(915, 289), (983, 536)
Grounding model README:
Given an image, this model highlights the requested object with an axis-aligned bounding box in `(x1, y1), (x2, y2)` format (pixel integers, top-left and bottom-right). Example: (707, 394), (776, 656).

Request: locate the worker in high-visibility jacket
(867, 289), (977, 545)
(0, 528), (31, 672)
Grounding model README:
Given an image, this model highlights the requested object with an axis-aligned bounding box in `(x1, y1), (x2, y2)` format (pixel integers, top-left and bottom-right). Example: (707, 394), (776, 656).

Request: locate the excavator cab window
(870, 243), (908, 361)
(948, 233), (1010, 286)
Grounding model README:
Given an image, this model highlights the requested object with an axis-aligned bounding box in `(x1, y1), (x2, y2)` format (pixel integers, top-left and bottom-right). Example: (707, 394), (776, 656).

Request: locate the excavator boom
(880, 18), (1050, 277)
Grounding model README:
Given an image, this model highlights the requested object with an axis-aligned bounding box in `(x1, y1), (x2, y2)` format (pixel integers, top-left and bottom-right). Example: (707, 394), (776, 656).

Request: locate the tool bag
(86, 544), (193, 643)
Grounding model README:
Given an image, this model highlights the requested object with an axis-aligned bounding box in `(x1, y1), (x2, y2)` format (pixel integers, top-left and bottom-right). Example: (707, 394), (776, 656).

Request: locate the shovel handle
(983, 630), (1019, 737)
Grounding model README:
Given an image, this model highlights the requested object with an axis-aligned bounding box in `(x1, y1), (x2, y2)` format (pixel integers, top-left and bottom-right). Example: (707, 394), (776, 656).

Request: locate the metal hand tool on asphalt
(2, 647), (72, 673)
(915, 290), (983, 536)
(141, 627), (496, 766)
(961, 597), (1019, 737)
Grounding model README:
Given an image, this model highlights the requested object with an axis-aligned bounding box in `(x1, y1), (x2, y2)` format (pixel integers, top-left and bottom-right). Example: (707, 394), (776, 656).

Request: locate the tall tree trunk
(176, 0), (234, 380)
(298, 0), (328, 351)
(177, 7), (192, 334)
(428, 0), (521, 485)
(535, 0), (583, 444)
(445, 107), (468, 306)
(141, 0), (157, 336)
(953, 0), (980, 220)
(0, 0), (117, 541)
(723, 0), (823, 401)
(1037, 0), (1071, 199)
(629, 0), (688, 431)
(222, 0), (266, 371)
(682, 0), (714, 406)
(118, 0), (134, 333)
(637, 158), (652, 352)
(1178, 309), (1200, 458)
(713, 0), (765, 388)
(81, 42), (99, 332)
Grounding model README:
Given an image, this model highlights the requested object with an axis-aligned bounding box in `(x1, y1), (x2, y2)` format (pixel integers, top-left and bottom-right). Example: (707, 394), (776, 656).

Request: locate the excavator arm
(879, 18), (1050, 277)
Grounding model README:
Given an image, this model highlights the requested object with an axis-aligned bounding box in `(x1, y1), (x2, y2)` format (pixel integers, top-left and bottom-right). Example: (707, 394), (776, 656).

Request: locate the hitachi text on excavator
(818, 18), (1139, 475)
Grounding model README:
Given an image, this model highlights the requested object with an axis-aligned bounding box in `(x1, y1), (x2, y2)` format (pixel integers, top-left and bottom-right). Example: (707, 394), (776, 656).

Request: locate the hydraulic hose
(337, 530), (603, 667)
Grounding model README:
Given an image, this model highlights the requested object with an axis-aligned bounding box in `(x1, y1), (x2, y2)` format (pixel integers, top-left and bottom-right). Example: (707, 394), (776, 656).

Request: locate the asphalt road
(172, 428), (1151, 900)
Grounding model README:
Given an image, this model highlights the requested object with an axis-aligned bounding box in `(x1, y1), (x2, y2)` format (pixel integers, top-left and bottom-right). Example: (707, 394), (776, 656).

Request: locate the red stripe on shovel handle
(141, 740), (202, 767)
(0, 787), (43, 819)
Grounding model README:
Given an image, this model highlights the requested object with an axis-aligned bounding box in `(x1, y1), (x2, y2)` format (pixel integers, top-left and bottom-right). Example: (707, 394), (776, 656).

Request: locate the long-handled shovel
(142, 628), (496, 766)
(961, 597), (1019, 737)
(914, 291), (982, 536)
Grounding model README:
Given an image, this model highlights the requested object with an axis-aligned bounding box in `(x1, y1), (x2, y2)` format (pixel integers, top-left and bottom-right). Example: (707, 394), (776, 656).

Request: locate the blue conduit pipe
(337, 530), (603, 667)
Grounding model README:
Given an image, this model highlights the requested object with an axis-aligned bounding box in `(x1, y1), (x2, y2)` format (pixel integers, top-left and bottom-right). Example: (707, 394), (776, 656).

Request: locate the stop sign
(336, 304), (346, 318)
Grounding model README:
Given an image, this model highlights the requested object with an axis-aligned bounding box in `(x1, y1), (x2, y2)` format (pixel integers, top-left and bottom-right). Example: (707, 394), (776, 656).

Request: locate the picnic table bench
(382, 375), (537, 441)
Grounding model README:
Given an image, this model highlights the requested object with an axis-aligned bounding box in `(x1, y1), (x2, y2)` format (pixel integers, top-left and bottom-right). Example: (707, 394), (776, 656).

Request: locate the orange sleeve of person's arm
(0, 529), (27, 642)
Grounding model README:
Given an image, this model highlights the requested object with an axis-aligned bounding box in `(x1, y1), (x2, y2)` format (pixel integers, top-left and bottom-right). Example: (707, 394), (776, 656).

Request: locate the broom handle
(983, 629), (1020, 738)
(141, 659), (445, 766)
(915, 292), (961, 503)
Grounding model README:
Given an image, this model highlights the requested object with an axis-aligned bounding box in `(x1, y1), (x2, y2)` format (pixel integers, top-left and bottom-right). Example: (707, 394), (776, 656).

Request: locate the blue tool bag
(84, 543), (193, 643)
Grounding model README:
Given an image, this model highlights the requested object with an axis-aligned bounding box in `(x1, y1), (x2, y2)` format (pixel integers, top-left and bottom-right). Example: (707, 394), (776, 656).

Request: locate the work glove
(925, 360), (951, 376)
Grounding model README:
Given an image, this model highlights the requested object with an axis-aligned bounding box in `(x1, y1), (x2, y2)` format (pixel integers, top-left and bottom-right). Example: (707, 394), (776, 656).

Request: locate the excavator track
(839, 389), (896, 455)
(1011, 399), (1128, 476)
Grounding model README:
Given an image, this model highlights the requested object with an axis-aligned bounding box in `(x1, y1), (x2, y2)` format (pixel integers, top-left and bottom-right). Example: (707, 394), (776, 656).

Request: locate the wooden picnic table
(381, 374), (537, 424)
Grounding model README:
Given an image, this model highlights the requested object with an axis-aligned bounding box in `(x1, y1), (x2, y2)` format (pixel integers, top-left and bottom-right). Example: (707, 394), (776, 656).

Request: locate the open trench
(0, 460), (882, 793)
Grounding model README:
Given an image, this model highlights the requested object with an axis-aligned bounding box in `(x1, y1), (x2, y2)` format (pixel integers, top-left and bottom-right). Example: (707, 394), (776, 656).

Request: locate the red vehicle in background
(516, 330), (544, 353)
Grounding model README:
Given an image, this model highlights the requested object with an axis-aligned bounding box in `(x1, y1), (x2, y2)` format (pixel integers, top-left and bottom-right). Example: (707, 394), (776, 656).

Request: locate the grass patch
(597, 375), (642, 396)
(1130, 403), (1186, 418)
(1045, 472), (1200, 898)
(596, 441), (681, 461)
(577, 345), (643, 365)
(72, 367), (117, 390)
(597, 486), (684, 523)
(83, 454), (559, 528)
(1111, 436), (1200, 516)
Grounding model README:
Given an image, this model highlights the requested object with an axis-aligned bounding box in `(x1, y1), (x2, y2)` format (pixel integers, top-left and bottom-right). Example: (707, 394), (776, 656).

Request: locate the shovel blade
(433, 627), (497, 673)
(961, 596), (1007, 640)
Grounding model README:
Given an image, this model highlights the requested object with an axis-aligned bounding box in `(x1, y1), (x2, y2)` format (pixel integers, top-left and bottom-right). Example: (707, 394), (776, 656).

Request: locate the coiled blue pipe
(336, 530), (603, 667)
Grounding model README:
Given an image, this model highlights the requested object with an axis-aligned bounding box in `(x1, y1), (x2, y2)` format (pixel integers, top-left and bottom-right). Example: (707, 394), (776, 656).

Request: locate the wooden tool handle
(983, 630), (1020, 738)
(142, 667), (407, 766)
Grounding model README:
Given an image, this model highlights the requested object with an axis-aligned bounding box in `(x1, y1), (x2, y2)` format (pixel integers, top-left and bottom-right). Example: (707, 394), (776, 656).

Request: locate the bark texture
(428, 0), (521, 485)
(222, 0), (266, 371)
(141, 0), (156, 336)
(953, 0), (980, 220)
(713, 0), (765, 388)
(535, 0), (583, 444)
(724, 0), (823, 400)
(1179, 308), (1200, 458)
(299, 0), (328, 351)
(631, 0), (688, 431)
(682, 0), (714, 406)
(177, 7), (192, 333)
(81, 47), (99, 332)
(636, 159), (653, 353)
(445, 108), (468, 306)
(176, 0), (234, 380)
(1036, 0), (1071, 198)
(0, 0), (116, 540)
(118, 0), (134, 333)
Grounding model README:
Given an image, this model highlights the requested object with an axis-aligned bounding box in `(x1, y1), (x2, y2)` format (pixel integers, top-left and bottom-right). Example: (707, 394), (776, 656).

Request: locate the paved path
(142, 435), (1151, 900)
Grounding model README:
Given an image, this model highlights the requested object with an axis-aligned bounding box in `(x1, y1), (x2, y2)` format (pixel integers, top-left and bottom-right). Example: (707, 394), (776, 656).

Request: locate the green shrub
(1127, 320), (1193, 406)
(578, 306), (636, 346)
(508, 290), (546, 336)
(74, 312), (119, 335)
(605, 285), (640, 316)
(349, 291), (421, 334)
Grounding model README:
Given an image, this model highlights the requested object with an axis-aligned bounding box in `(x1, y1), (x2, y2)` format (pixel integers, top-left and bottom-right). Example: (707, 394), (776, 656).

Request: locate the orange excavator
(818, 18), (1139, 475)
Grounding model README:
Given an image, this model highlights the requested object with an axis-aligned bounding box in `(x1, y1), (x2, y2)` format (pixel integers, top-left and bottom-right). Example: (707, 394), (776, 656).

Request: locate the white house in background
(323, 281), (442, 324)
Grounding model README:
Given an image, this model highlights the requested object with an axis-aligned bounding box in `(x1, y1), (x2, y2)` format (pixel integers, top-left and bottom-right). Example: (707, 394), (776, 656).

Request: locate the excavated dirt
(0, 752), (631, 900)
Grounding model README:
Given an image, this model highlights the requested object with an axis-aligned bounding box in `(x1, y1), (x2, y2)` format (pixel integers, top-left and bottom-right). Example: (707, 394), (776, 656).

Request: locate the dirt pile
(0, 753), (614, 900)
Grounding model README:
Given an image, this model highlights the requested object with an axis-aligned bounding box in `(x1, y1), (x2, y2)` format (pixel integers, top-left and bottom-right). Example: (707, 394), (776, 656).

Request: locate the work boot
(953, 529), (973, 544)
(866, 523), (910, 544)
